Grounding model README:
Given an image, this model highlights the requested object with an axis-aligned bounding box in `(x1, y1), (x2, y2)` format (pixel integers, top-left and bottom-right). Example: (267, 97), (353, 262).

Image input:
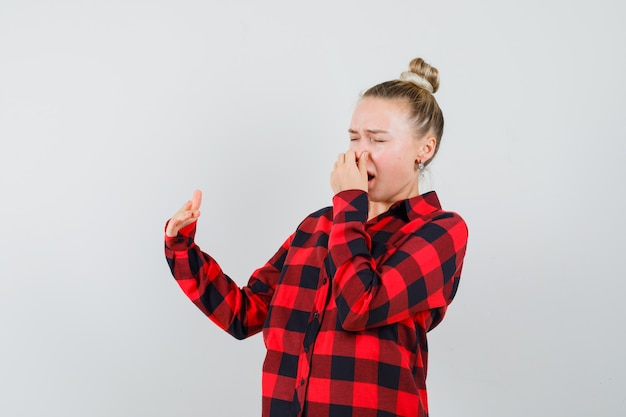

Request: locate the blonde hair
(362, 57), (444, 167)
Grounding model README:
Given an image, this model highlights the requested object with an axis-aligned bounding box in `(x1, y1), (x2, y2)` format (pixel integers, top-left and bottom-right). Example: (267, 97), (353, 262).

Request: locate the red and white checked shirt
(165, 190), (468, 417)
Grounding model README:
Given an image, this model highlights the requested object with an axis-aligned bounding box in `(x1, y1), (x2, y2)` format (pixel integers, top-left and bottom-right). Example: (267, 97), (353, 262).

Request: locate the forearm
(165, 221), (259, 339)
(328, 192), (468, 331)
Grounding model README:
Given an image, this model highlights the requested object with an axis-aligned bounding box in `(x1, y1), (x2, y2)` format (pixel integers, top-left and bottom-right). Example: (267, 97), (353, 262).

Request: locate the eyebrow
(348, 129), (389, 134)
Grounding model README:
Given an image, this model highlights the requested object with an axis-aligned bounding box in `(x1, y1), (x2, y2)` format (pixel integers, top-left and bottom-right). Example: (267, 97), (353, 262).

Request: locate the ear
(416, 136), (437, 165)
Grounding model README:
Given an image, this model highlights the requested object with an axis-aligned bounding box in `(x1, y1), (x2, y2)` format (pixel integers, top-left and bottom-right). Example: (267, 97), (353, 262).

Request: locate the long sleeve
(165, 220), (292, 339)
(328, 190), (468, 331)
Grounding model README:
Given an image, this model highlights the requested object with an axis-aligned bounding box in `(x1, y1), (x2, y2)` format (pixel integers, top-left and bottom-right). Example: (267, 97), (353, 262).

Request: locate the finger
(330, 171), (339, 194)
(179, 203), (190, 217)
(166, 215), (186, 237)
(165, 222), (178, 237)
(348, 151), (361, 165)
(174, 201), (194, 220)
(358, 151), (368, 175)
(166, 217), (190, 237)
(173, 210), (191, 224)
(169, 207), (199, 231)
(191, 189), (202, 211)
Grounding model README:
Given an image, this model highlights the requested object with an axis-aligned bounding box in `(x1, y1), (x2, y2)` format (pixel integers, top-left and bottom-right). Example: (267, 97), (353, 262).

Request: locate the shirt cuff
(164, 220), (197, 251)
(332, 190), (368, 224)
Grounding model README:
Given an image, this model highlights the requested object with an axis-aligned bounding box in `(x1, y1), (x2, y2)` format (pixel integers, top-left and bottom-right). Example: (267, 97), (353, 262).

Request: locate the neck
(368, 201), (391, 220)
(367, 185), (420, 220)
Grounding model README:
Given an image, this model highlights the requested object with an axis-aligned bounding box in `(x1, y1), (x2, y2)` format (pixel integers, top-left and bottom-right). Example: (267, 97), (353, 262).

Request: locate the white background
(1, 1), (625, 416)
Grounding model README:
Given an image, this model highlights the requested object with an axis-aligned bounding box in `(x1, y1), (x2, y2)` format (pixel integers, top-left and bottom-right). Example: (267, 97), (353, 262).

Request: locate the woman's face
(348, 97), (425, 206)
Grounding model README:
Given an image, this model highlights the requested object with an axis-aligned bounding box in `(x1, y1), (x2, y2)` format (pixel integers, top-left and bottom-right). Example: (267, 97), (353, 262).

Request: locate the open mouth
(367, 173), (374, 182)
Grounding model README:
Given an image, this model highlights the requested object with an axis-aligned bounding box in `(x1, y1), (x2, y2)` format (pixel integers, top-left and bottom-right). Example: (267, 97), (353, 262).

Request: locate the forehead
(350, 97), (412, 130)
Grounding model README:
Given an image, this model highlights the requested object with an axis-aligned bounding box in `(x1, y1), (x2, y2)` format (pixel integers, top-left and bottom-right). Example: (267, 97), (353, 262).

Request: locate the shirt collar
(389, 190), (442, 222)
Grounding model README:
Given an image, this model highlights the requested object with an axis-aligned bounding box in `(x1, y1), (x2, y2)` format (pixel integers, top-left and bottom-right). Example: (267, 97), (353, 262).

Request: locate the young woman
(164, 57), (469, 417)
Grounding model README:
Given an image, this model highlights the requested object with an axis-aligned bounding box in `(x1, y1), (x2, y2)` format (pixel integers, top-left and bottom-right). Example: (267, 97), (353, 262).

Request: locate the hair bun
(400, 57), (440, 94)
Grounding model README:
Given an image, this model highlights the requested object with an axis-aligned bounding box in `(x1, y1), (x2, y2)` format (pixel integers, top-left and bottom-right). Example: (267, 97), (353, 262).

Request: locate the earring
(417, 161), (425, 170)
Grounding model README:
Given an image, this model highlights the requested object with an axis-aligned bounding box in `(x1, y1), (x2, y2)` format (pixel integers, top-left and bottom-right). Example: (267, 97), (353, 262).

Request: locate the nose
(351, 140), (370, 160)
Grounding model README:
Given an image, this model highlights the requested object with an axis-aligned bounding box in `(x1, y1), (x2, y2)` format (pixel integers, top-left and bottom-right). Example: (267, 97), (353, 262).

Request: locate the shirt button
(313, 312), (319, 319)
(304, 346), (309, 353)
(300, 379), (305, 386)
(323, 278), (327, 285)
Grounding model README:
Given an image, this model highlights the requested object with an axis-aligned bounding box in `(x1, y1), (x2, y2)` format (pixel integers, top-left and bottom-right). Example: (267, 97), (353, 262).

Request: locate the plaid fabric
(165, 189), (468, 417)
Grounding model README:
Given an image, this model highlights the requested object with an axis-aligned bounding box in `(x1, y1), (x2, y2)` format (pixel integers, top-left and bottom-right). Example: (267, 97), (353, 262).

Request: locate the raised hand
(165, 189), (202, 237)
(330, 151), (368, 195)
